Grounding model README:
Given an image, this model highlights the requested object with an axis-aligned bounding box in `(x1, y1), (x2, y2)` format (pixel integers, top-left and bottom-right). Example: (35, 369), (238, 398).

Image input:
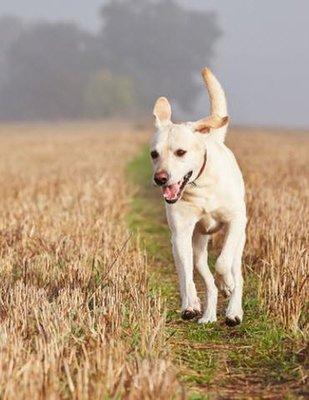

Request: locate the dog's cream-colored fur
(150, 68), (246, 325)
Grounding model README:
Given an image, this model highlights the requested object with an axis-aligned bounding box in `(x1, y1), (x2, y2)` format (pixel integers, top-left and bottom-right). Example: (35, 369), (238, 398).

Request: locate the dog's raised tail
(202, 68), (228, 143)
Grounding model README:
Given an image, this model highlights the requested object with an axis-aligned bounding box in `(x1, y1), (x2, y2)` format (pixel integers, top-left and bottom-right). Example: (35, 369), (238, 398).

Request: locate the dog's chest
(182, 186), (218, 213)
(182, 185), (232, 226)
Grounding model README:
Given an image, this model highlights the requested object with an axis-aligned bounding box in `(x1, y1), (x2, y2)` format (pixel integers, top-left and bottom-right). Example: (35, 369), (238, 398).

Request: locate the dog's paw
(225, 305), (243, 327)
(225, 314), (242, 326)
(181, 308), (201, 320)
(215, 272), (235, 298)
(197, 306), (217, 324)
(198, 314), (217, 324)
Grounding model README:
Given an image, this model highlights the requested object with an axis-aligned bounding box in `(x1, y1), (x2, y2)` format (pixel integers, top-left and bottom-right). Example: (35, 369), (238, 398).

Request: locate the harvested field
(0, 122), (307, 399)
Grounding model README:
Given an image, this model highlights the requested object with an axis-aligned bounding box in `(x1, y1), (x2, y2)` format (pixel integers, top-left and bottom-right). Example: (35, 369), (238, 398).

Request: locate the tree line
(0, 0), (221, 121)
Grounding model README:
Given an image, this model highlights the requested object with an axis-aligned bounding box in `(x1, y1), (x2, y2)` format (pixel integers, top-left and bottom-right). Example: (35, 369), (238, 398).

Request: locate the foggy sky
(1, 0), (308, 128)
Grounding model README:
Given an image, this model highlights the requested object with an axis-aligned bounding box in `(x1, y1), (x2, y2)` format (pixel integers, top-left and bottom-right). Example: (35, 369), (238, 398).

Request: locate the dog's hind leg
(215, 214), (246, 298)
(192, 231), (218, 324)
(225, 232), (246, 326)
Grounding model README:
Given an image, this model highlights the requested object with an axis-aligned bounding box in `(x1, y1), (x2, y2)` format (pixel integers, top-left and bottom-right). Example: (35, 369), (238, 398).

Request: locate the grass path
(127, 146), (306, 399)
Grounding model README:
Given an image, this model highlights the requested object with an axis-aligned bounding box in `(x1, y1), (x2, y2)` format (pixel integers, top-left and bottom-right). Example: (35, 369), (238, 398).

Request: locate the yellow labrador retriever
(150, 68), (246, 326)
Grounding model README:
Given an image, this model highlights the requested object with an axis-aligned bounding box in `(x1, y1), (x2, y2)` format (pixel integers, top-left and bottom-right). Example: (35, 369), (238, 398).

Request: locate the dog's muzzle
(161, 171), (193, 204)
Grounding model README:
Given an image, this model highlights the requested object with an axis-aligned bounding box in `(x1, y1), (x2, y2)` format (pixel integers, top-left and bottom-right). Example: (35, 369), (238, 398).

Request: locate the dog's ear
(193, 115), (229, 134)
(153, 97), (172, 128)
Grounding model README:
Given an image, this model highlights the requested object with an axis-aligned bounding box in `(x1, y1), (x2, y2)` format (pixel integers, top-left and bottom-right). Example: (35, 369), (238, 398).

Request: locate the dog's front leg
(170, 218), (200, 320)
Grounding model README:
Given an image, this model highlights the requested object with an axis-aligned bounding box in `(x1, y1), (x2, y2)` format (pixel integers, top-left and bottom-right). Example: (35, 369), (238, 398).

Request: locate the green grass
(126, 146), (305, 399)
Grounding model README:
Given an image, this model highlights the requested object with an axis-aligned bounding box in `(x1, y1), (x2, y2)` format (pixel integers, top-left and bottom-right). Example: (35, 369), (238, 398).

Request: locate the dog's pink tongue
(162, 183), (180, 201)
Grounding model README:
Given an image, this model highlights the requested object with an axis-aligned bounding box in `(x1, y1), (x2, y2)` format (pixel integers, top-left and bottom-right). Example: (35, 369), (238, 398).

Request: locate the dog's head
(150, 68), (229, 204)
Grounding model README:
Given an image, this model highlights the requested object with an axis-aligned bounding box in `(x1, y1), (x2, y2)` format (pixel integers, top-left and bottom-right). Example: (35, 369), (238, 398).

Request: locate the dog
(150, 68), (246, 326)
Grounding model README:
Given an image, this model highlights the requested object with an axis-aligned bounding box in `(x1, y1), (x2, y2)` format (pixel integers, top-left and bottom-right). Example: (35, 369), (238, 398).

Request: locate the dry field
(0, 121), (307, 399)
(0, 122), (180, 399)
(227, 129), (308, 335)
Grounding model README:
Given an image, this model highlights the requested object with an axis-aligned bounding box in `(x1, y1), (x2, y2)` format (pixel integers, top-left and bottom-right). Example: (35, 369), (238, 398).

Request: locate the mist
(0, 0), (308, 128)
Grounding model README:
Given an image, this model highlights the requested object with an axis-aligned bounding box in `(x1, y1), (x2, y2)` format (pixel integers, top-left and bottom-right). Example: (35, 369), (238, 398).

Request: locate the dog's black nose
(154, 171), (168, 186)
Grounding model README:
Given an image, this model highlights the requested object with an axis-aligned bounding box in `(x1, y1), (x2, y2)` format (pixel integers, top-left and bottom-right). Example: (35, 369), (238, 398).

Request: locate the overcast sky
(1, 0), (308, 128)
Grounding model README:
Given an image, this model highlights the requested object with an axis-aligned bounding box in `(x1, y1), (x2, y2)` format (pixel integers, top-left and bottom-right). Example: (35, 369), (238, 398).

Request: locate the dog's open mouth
(161, 171), (193, 204)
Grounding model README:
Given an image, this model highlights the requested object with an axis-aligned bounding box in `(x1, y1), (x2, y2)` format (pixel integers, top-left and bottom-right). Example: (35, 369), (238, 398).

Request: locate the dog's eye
(150, 150), (159, 159)
(175, 149), (187, 157)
